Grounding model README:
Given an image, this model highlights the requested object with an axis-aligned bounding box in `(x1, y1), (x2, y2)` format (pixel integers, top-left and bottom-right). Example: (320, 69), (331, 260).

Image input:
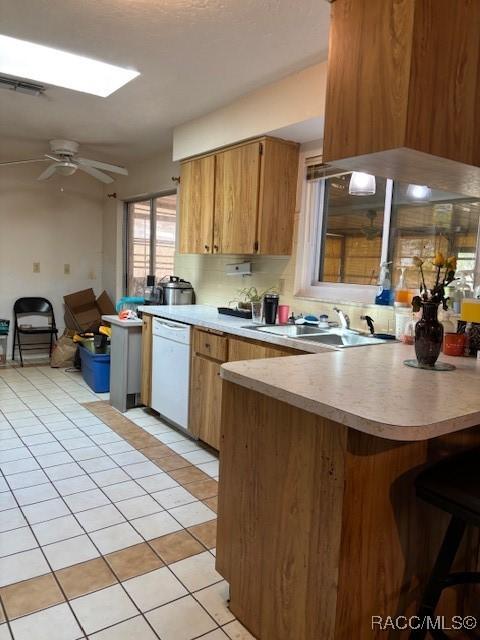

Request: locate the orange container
(443, 333), (466, 356)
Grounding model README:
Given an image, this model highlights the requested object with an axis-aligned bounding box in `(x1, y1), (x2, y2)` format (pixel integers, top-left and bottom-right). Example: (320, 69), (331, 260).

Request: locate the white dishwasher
(151, 317), (191, 432)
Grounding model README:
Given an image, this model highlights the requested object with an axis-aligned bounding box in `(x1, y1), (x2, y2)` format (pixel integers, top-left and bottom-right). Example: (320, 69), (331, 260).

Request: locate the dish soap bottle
(394, 267), (410, 306)
(375, 262), (393, 306)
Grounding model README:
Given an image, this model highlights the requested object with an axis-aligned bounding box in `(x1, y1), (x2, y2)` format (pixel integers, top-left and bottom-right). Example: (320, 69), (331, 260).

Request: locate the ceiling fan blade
(0, 158), (48, 166)
(45, 154), (62, 162)
(37, 164), (58, 181)
(78, 164), (114, 184)
(77, 157), (128, 176)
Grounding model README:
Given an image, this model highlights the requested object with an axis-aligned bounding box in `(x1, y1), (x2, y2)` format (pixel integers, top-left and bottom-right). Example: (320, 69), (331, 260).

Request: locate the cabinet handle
(213, 245), (219, 252)
(204, 244), (210, 251)
(205, 343), (210, 348)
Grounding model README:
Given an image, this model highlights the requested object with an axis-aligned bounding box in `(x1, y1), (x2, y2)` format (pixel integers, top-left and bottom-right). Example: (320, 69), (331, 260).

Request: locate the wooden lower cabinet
(189, 330), (307, 451)
(190, 354), (223, 450)
(140, 314), (152, 407)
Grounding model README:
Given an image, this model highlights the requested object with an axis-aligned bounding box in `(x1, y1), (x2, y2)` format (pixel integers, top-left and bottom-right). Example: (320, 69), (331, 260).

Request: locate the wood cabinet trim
(179, 135), (298, 164)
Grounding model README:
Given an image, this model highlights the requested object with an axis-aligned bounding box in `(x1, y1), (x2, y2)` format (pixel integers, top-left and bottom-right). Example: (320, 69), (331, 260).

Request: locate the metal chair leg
(18, 333), (24, 368)
(49, 331), (54, 358)
(410, 516), (466, 640)
(11, 327), (16, 361)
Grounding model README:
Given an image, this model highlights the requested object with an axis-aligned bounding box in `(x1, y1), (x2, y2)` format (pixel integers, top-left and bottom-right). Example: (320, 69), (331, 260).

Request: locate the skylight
(0, 34), (140, 97)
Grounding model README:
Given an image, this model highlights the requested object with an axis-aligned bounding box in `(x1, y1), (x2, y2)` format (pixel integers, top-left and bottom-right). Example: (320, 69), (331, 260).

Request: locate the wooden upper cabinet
(178, 136), (299, 255)
(214, 141), (261, 255)
(323, 0), (480, 196)
(257, 138), (298, 255)
(178, 155), (215, 254)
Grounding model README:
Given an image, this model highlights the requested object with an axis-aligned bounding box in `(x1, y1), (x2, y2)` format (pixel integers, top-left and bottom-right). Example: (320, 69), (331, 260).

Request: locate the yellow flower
(445, 256), (457, 270)
(433, 252), (445, 267)
(412, 256), (424, 267)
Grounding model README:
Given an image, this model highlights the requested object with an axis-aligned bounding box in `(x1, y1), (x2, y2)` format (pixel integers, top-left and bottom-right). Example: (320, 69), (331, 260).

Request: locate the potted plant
(411, 253), (456, 367)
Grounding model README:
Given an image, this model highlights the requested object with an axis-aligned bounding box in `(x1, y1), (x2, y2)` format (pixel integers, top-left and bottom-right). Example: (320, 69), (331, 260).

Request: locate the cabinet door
(257, 139), (299, 255)
(214, 142), (261, 254)
(228, 336), (306, 361)
(140, 315), (152, 406)
(178, 155), (215, 254)
(190, 354), (223, 450)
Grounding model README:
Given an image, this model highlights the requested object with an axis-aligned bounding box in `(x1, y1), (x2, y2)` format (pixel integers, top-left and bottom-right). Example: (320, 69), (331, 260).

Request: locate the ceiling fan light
(349, 172), (376, 196)
(56, 161), (77, 176)
(406, 183), (431, 201)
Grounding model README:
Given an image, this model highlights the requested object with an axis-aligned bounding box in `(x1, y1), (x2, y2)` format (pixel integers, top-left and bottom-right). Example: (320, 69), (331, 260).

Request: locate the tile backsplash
(174, 251), (395, 334)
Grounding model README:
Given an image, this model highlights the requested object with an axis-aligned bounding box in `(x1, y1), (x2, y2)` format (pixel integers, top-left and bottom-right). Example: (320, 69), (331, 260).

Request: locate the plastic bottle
(394, 267), (410, 306)
(375, 262), (393, 306)
(453, 271), (473, 314)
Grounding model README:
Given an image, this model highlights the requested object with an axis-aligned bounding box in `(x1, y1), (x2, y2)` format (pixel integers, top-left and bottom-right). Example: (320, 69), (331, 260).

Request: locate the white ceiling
(0, 0), (330, 165)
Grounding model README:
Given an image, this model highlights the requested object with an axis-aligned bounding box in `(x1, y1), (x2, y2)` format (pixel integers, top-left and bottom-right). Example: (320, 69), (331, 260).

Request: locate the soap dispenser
(375, 262), (393, 306)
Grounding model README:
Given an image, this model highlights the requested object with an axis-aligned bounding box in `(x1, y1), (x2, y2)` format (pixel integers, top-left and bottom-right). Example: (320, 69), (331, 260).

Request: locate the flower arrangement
(412, 253), (457, 312)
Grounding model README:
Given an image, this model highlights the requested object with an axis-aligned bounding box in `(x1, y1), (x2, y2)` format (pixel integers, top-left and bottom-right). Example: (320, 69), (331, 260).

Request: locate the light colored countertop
(138, 305), (331, 353)
(221, 342), (480, 441)
(102, 315), (143, 328)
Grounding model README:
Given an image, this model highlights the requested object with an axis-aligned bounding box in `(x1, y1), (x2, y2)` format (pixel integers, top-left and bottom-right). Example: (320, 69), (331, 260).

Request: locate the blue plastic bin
(79, 344), (110, 393)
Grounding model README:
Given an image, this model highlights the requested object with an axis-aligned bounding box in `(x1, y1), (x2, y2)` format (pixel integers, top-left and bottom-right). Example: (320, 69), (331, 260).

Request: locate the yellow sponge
(461, 299), (480, 323)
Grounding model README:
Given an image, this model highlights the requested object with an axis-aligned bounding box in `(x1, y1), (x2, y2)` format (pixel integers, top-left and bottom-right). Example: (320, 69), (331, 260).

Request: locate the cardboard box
(64, 289), (115, 332)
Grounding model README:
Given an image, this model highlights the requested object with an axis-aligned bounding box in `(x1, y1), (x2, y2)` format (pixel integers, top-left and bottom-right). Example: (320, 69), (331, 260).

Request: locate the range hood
(322, 0), (480, 196)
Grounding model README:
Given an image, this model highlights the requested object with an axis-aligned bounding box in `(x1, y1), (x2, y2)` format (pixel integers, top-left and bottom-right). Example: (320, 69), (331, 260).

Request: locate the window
(296, 156), (480, 304)
(126, 192), (177, 296)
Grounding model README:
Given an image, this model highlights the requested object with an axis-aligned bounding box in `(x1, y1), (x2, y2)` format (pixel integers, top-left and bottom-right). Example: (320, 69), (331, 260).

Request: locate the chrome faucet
(333, 307), (350, 330)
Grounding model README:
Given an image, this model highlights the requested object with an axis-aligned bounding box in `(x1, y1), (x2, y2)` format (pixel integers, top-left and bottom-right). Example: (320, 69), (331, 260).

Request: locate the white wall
(173, 62), (327, 160)
(0, 165), (104, 356)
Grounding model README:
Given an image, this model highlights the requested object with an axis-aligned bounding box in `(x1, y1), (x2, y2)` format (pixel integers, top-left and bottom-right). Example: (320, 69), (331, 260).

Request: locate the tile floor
(0, 365), (254, 640)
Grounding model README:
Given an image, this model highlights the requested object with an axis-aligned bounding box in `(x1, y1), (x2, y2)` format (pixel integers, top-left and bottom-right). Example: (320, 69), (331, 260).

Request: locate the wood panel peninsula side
(216, 344), (480, 639)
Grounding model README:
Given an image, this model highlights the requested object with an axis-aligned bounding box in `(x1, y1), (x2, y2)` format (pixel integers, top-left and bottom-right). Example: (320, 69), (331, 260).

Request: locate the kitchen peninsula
(217, 345), (480, 639)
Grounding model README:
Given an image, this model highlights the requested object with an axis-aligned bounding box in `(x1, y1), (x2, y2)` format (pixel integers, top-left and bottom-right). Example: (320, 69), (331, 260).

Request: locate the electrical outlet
(64, 264), (70, 275)
(33, 262), (40, 273)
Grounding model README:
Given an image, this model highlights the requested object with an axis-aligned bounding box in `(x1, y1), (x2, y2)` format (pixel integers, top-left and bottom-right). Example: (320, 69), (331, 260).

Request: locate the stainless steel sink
(241, 324), (389, 348)
(296, 329), (387, 348)
(254, 325), (327, 337)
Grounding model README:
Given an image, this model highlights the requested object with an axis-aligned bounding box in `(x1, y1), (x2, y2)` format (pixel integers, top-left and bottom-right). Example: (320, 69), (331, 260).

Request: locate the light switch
(33, 262), (40, 273)
(64, 264), (70, 275)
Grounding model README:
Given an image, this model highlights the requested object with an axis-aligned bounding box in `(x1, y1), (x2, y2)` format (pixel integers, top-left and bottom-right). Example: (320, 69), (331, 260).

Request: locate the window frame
(294, 151), (480, 305)
(124, 189), (177, 296)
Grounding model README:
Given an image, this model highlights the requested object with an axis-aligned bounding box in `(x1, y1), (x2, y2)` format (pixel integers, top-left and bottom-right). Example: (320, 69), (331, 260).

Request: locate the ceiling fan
(0, 139), (128, 183)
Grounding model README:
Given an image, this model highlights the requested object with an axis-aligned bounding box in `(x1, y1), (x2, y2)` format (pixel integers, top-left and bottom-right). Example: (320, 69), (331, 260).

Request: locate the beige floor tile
(152, 486), (197, 510)
(130, 511), (181, 541)
(194, 580), (234, 625)
(105, 543), (163, 581)
(198, 630), (229, 639)
(185, 479), (218, 500)
(140, 444), (173, 459)
(188, 520), (217, 549)
(89, 522), (142, 554)
(70, 583), (138, 635)
(9, 603), (82, 640)
(0, 573), (64, 620)
(168, 501), (216, 528)
(223, 620), (256, 639)
(123, 566), (187, 611)
(43, 534), (99, 570)
(170, 550), (222, 592)
(88, 615), (157, 640)
(55, 557), (117, 599)
(150, 530), (204, 565)
(146, 595), (217, 640)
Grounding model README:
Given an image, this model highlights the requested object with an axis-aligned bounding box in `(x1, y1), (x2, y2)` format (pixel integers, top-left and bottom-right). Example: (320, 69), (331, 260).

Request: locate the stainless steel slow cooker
(161, 276), (194, 305)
